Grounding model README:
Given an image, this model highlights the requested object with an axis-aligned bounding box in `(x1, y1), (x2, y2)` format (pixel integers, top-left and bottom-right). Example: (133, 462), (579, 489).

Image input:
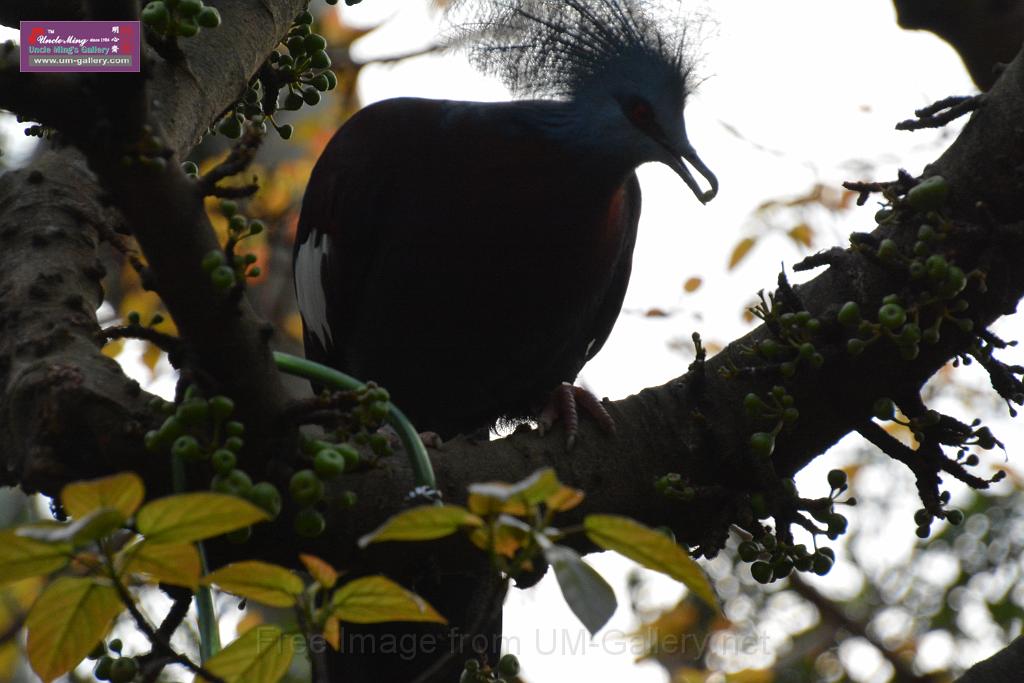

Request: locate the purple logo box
(20, 21), (140, 72)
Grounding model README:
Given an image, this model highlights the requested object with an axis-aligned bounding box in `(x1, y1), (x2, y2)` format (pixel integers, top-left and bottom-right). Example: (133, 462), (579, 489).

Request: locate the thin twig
(896, 94), (983, 131)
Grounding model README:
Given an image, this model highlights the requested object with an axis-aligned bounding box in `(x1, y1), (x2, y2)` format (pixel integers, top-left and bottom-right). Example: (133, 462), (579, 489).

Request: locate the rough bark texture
(0, 1), (1023, 681)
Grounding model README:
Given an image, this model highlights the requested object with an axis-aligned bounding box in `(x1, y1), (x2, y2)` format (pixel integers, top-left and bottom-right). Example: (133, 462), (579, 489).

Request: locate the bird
(293, 0), (717, 444)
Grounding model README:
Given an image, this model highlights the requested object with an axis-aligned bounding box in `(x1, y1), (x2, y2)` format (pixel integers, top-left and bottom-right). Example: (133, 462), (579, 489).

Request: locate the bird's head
(458, 0), (718, 204)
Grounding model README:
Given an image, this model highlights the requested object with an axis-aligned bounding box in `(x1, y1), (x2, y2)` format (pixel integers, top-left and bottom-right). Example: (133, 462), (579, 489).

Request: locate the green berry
(811, 553), (833, 576)
(95, 656), (114, 681)
(738, 541), (759, 562)
(310, 50), (332, 69)
(202, 249), (225, 272)
(877, 238), (899, 262)
(914, 509), (931, 526)
(209, 395), (235, 422)
(314, 448), (346, 479)
(749, 432), (774, 458)
(248, 220), (265, 235)
(339, 490), (358, 507)
(907, 175), (949, 211)
(176, 398), (209, 426)
(175, 17), (199, 37)
(872, 397), (895, 421)
(311, 73), (331, 91)
(780, 361), (795, 378)
(282, 92), (304, 110)
(289, 469), (324, 505)
(743, 393), (764, 416)
(946, 509), (964, 525)
(837, 301), (860, 327)
(337, 443), (360, 471)
(181, 161), (199, 177)
(277, 123), (294, 140)
(171, 436), (202, 462)
(224, 436), (244, 453)
(109, 639), (123, 654)
(877, 303), (906, 330)
(497, 654), (520, 676)
(211, 448), (237, 474)
(211, 469), (252, 497)
(322, 70), (338, 90)
(247, 482), (282, 518)
(218, 115), (242, 138)
(228, 214), (247, 232)
(158, 415), (184, 444)
(818, 547), (835, 562)
(294, 507), (326, 537)
(141, 1), (170, 27)
(177, 0), (203, 16)
(211, 265), (236, 290)
(772, 558), (794, 579)
(303, 87), (322, 106)
(225, 420), (245, 437)
(304, 33), (328, 52)
(827, 469), (847, 490)
(220, 199), (238, 217)
(751, 561), (772, 584)
(874, 208), (893, 223)
(296, 10), (314, 24)
(196, 6), (221, 28)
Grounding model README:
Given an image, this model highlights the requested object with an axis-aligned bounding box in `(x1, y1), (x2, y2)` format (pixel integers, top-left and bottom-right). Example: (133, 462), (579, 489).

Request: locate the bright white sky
(3, 2), (1020, 682)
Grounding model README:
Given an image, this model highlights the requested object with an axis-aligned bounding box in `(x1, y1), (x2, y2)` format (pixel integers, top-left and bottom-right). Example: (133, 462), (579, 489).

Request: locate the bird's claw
(537, 382), (616, 449)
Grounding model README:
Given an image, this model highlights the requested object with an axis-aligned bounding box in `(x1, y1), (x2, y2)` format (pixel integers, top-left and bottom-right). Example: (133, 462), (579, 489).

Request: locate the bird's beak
(665, 142), (718, 204)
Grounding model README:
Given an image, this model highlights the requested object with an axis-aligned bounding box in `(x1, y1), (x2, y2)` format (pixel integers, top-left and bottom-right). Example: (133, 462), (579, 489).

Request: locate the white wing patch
(294, 230), (333, 348)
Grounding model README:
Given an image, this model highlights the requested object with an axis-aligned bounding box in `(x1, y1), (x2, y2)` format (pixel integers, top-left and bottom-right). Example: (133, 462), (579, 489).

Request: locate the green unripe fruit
(144, 430), (161, 452)
(314, 448), (346, 479)
(282, 92), (304, 110)
(176, 398), (208, 425)
(211, 264), (236, 290)
(837, 301), (860, 327)
(219, 199), (238, 217)
(209, 395), (235, 421)
(337, 443), (361, 471)
(907, 175), (949, 211)
(811, 554), (833, 576)
(95, 655), (114, 680)
(224, 436), (244, 453)
(211, 469), (252, 496)
(749, 432), (774, 458)
(872, 397), (895, 421)
(310, 50), (332, 69)
(940, 266), (967, 297)
(278, 123), (294, 140)
(914, 509), (931, 526)
(497, 654), (521, 676)
(369, 432), (391, 455)
(228, 214), (247, 232)
(303, 87), (322, 106)
(176, 17), (199, 37)
(305, 33), (328, 52)
(923, 327), (940, 344)
(287, 36), (306, 55)
(248, 220), (265, 235)
(877, 303), (906, 330)
(178, 0), (203, 17)
(782, 407), (799, 423)
(772, 558), (793, 579)
(311, 73), (331, 91)
(946, 509), (964, 525)
(909, 260), (925, 279)
(899, 344), (920, 360)
(874, 208), (893, 223)
(225, 420), (245, 436)
(743, 393), (763, 416)
(738, 541), (759, 563)
(296, 10), (314, 24)
(818, 547), (835, 562)
(916, 525), (930, 539)
(827, 469), (847, 490)
(798, 342), (815, 359)
(290, 469), (324, 505)
(899, 323), (921, 345)
(211, 448), (237, 474)
(202, 249), (225, 272)
(218, 114), (242, 138)
(196, 6), (221, 28)
(294, 507), (326, 537)
(827, 513), (848, 535)
(158, 415), (184, 443)
(247, 482), (282, 518)
(142, 1), (170, 26)
(779, 361), (795, 378)
(339, 490), (358, 507)
(109, 639), (123, 654)
(750, 561), (772, 584)
(181, 160), (199, 175)
(877, 238), (899, 262)
(918, 224), (935, 241)
(172, 434), (204, 462)
(323, 69), (338, 90)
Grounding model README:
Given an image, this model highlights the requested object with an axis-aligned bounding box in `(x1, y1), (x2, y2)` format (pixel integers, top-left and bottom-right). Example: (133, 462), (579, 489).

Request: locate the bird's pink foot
(537, 382), (616, 449)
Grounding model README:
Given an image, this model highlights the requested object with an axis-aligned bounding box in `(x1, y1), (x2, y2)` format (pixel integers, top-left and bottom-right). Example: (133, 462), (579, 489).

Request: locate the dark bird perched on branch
(294, 0), (716, 444)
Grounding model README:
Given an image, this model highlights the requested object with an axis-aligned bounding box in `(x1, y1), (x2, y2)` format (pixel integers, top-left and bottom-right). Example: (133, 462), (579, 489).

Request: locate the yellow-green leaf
(19, 508), (125, 547)
(330, 576), (445, 624)
(137, 493), (269, 544)
(195, 625), (295, 683)
(202, 561), (303, 608)
(358, 505), (481, 548)
(25, 577), (122, 682)
(546, 485), (585, 513)
(467, 468), (562, 515)
(299, 553), (339, 589)
(584, 514), (718, 609)
(121, 541), (200, 590)
(728, 237), (757, 270)
(787, 223), (814, 247)
(0, 529), (70, 585)
(323, 615), (341, 651)
(543, 543), (616, 636)
(61, 472), (145, 520)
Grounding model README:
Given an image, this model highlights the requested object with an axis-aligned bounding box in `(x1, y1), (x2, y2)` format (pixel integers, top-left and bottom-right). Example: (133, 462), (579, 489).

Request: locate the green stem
(172, 454), (221, 661)
(273, 351), (437, 490)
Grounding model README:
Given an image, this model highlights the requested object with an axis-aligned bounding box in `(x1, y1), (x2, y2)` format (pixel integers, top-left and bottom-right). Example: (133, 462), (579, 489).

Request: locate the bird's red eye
(629, 99), (654, 126)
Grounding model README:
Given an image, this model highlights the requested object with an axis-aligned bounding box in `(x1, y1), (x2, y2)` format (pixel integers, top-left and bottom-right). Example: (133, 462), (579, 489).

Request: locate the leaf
(467, 468), (562, 516)
(203, 561), (303, 608)
(18, 508), (125, 547)
(120, 541), (201, 590)
(323, 615), (341, 651)
(61, 472), (145, 520)
(546, 485), (585, 513)
(195, 624), (295, 683)
(584, 515), (718, 610)
(25, 577), (122, 682)
(468, 514), (531, 558)
(543, 543), (616, 636)
(0, 529), (70, 585)
(683, 276), (703, 293)
(136, 493), (269, 544)
(299, 553), (339, 589)
(787, 223), (814, 247)
(358, 505), (481, 548)
(330, 576), (446, 624)
(728, 237), (757, 270)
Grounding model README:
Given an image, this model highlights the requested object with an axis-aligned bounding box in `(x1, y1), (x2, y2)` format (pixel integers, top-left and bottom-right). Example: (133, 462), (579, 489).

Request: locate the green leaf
(136, 493), (269, 544)
(61, 472), (145, 520)
(18, 507), (125, 547)
(584, 514), (718, 610)
(467, 468), (562, 515)
(194, 625), (295, 683)
(0, 529), (70, 585)
(25, 577), (122, 682)
(120, 540), (201, 590)
(330, 576), (446, 624)
(543, 543), (616, 636)
(358, 505), (481, 547)
(203, 561), (303, 608)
